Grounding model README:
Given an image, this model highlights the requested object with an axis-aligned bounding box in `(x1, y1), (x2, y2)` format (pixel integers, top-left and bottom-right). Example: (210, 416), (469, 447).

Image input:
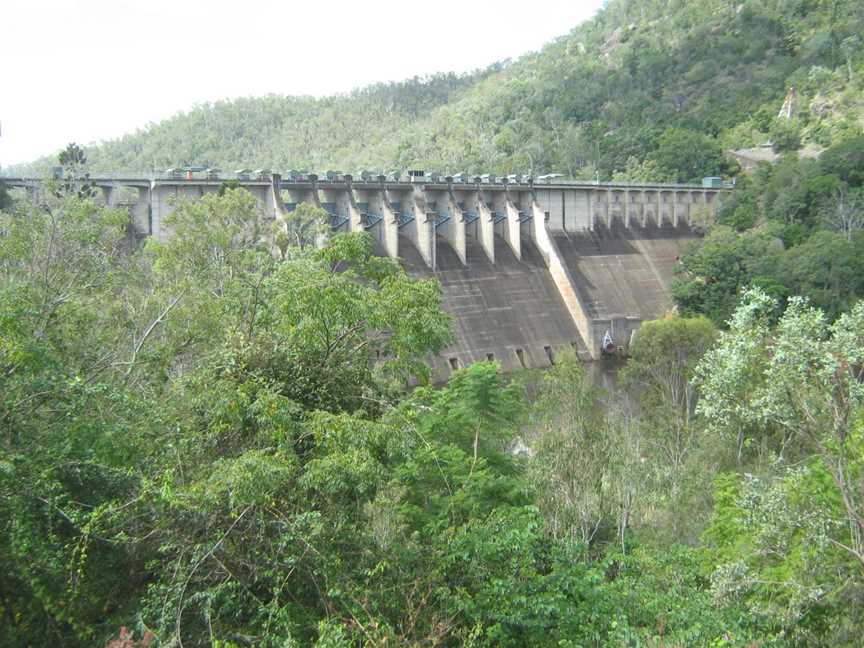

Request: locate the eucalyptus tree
(55, 142), (97, 199)
(525, 355), (615, 549)
(697, 288), (864, 640)
(622, 315), (717, 540)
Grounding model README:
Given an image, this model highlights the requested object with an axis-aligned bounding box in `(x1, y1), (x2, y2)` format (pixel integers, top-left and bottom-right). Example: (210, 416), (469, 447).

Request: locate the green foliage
(611, 155), (666, 182)
(0, 179), (10, 210)
(717, 175), (760, 230)
(674, 131), (864, 325)
(649, 127), (730, 183)
(277, 202), (329, 255)
(439, 506), (616, 647)
(56, 142), (97, 199)
(526, 355), (615, 547)
(5, 179), (863, 645)
(0, 189), (455, 646)
(6, 2), (864, 641)
(601, 544), (763, 646)
(753, 106), (775, 133)
(704, 463), (863, 644)
(0, 196), (154, 646)
(819, 134), (864, 186)
(622, 316), (721, 542)
(672, 226), (779, 323)
(778, 230), (864, 319)
(693, 290), (864, 643)
(769, 118), (803, 152)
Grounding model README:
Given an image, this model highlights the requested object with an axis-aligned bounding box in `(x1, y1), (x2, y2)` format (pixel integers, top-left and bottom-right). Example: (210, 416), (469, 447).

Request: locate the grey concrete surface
(553, 223), (699, 321)
(399, 233), (587, 379)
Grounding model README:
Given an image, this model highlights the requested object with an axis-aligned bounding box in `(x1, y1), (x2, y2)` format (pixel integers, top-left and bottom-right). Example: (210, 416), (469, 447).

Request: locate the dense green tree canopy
(2, 168), (863, 645)
(696, 289), (864, 641)
(648, 127), (731, 183)
(674, 132), (864, 326)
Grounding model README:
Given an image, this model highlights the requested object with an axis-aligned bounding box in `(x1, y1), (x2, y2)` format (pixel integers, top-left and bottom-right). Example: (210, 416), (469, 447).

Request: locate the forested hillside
(73, 70), (498, 177)
(18, 0), (864, 182)
(673, 133), (864, 323)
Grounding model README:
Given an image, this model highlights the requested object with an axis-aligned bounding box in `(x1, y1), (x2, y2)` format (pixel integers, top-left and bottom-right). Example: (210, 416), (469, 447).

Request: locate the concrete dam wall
(553, 225), (700, 357)
(4, 172), (726, 376)
(400, 232), (587, 378)
(555, 225), (698, 320)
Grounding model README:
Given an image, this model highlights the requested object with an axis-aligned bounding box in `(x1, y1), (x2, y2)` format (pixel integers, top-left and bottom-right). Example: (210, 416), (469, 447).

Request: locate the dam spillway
(2, 171), (727, 376)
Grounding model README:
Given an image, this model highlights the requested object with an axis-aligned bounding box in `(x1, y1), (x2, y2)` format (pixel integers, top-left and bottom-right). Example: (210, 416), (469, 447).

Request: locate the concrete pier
(475, 193), (495, 263)
(379, 187), (399, 260)
(432, 186), (466, 266)
(503, 191), (522, 261)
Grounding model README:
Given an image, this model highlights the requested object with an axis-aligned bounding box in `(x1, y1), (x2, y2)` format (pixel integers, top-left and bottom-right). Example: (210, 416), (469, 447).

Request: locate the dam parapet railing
(2, 170), (726, 191)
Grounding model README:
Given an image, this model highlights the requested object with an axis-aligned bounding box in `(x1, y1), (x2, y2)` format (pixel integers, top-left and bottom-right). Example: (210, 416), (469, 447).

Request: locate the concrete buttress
(529, 200), (597, 357)
(439, 184), (467, 266)
(403, 184), (433, 267)
(345, 178), (364, 233)
(381, 185), (399, 259)
(476, 192), (495, 263)
(503, 189), (522, 260)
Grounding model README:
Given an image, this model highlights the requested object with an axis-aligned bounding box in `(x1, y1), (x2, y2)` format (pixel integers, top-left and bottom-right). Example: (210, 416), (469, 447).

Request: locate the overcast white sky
(0, 0), (604, 167)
